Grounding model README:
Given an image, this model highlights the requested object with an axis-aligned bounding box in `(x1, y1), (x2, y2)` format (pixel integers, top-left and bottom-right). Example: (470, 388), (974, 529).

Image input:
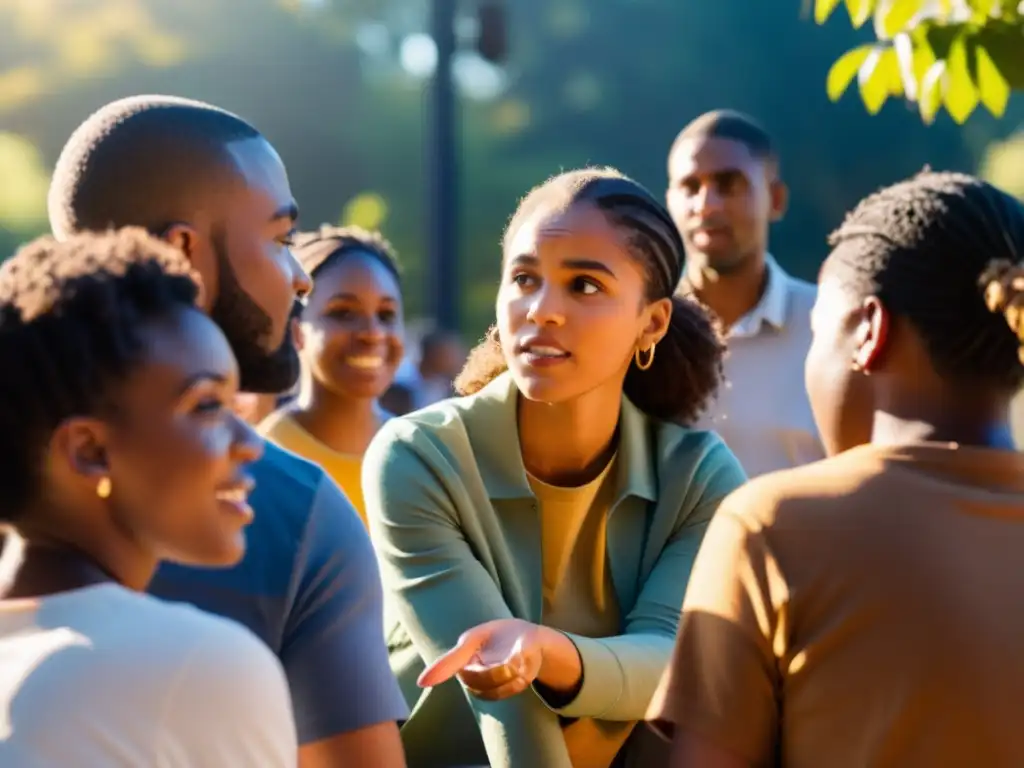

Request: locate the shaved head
(48, 95), (261, 240)
(49, 95), (308, 394)
(669, 109), (776, 168)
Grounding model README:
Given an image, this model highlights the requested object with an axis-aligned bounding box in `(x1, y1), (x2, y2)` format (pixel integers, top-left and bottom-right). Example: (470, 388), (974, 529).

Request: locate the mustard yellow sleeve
(549, 435), (748, 721)
(646, 487), (783, 766)
(362, 419), (573, 768)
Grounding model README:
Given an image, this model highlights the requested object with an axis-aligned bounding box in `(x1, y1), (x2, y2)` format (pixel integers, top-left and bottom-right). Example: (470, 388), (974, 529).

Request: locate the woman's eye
(573, 277), (601, 295)
(512, 273), (536, 288)
(378, 310), (397, 324)
(194, 398), (225, 415)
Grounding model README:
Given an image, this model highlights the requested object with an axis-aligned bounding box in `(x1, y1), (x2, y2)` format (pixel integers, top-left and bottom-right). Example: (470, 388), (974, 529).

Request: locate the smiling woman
(0, 228), (296, 766)
(363, 167), (748, 768)
(258, 224), (405, 525)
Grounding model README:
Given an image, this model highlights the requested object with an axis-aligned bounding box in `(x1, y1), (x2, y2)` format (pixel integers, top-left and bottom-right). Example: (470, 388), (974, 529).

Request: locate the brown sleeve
(646, 500), (784, 766)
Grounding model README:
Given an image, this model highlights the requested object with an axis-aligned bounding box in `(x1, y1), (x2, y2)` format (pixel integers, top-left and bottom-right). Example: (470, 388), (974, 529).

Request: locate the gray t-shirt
(149, 440), (409, 744)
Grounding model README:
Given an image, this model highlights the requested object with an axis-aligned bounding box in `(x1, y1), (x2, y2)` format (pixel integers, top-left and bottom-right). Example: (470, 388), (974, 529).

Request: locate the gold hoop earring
(634, 343), (656, 371)
(96, 477), (112, 500)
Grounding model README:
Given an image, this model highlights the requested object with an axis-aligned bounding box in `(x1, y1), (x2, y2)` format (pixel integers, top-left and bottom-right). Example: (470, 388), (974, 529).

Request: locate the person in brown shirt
(647, 170), (1024, 768)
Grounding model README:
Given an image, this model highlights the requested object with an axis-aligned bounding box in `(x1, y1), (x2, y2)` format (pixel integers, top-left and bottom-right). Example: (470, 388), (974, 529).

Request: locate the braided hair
(455, 166), (725, 424)
(291, 224), (401, 283)
(824, 169), (1024, 391)
(0, 228), (202, 521)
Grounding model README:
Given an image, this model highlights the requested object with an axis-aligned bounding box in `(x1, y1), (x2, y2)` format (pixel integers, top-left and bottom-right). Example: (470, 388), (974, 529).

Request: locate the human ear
(768, 178), (789, 223)
(49, 417), (111, 485)
(639, 296), (672, 349)
(853, 296), (890, 373)
(163, 223), (217, 312)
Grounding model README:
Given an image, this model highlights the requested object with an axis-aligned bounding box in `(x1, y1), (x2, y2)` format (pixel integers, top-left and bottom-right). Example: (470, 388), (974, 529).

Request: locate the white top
(0, 583), (297, 767)
(688, 255), (825, 478)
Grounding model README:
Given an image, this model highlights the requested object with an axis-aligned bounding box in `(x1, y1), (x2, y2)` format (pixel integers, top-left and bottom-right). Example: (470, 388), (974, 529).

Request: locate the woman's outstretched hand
(417, 619), (548, 701)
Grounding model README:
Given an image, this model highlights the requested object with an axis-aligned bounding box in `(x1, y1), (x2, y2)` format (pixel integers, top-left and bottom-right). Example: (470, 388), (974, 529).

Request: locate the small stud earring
(96, 477), (112, 500)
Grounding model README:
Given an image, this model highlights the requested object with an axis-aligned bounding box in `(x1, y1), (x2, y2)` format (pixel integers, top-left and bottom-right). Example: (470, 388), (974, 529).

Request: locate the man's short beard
(208, 232), (300, 394)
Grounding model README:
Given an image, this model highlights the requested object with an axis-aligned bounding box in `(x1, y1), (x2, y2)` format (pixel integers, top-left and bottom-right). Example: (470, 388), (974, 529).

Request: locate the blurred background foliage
(1, 0), (1023, 338)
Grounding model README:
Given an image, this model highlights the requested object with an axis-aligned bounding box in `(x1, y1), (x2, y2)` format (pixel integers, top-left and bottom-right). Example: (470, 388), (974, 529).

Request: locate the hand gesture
(417, 619), (544, 701)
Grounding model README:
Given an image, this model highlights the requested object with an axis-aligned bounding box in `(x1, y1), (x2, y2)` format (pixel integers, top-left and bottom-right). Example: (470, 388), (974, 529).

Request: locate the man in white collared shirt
(667, 109), (824, 477)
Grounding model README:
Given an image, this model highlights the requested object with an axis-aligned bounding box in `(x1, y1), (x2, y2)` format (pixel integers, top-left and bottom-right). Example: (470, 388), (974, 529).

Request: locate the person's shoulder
(138, 593), (285, 690)
(783, 270), (818, 308)
(254, 437), (323, 492)
(368, 393), (476, 458)
(247, 438), (329, 530)
(655, 422), (742, 478)
(647, 422), (747, 511)
(127, 589), (265, 643)
(83, 587), (276, 672)
(719, 446), (886, 527)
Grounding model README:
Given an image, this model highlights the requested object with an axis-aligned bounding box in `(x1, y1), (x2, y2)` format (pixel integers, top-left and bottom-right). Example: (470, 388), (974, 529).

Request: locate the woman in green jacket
(363, 167), (747, 768)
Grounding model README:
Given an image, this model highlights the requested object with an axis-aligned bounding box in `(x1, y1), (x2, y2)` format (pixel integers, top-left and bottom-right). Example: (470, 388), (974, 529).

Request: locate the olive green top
(362, 372), (747, 768)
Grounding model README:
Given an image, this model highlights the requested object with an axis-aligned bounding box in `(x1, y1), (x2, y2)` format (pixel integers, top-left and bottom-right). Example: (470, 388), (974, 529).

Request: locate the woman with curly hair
(0, 229), (295, 766)
(363, 167), (746, 767)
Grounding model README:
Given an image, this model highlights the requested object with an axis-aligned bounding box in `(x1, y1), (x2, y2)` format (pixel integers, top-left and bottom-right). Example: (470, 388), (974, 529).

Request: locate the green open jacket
(362, 373), (747, 768)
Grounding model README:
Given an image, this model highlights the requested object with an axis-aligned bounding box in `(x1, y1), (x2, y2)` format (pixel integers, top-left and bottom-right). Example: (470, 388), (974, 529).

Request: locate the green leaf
(857, 46), (894, 113)
(876, 0), (922, 40)
(826, 44), (874, 100)
(971, 20), (1024, 89)
(845, 0), (876, 28)
(922, 19), (963, 60)
(944, 34), (980, 122)
(968, 0), (997, 20)
(973, 43), (1011, 116)
(890, 32), (921, 99)
(814, 0), (845, 23)
(910, 29), (938, 84)
(919, 60), (947, 123)
(883, 45), (906, 95)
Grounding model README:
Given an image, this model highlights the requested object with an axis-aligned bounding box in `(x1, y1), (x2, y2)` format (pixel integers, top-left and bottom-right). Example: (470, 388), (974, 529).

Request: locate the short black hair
(48, 95), (262, 239)
(0, 228), (202, 521)
(824, 169), (1024, 391)
(670, 109), (776, 164)
(291, 224), (401, 283)
(455, 166), (725, 424)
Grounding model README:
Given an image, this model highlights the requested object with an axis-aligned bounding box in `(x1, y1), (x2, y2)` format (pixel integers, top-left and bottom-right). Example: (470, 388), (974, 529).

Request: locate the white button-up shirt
(685, 255), (825, 478)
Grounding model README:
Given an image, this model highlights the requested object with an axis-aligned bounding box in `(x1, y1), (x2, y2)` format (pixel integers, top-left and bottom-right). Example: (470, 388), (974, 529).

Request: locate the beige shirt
(683, 255), (824, 478)
(529, 458), (633, 768)
(530, 456), (620, 638)
(649, 442), (1024, 767)
(0, 583), (297, 767)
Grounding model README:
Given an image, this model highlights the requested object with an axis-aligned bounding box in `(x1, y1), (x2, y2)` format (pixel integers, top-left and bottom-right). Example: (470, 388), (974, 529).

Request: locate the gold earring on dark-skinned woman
(96, 477), (112, 500)
(634, 343), (655, 371)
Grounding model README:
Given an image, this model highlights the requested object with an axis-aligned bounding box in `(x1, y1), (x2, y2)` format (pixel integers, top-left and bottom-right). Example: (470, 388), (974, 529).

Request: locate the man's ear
(163, 223), (218, 312)
(853, 296), (890, 373)
(768, 178), (789, 223)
